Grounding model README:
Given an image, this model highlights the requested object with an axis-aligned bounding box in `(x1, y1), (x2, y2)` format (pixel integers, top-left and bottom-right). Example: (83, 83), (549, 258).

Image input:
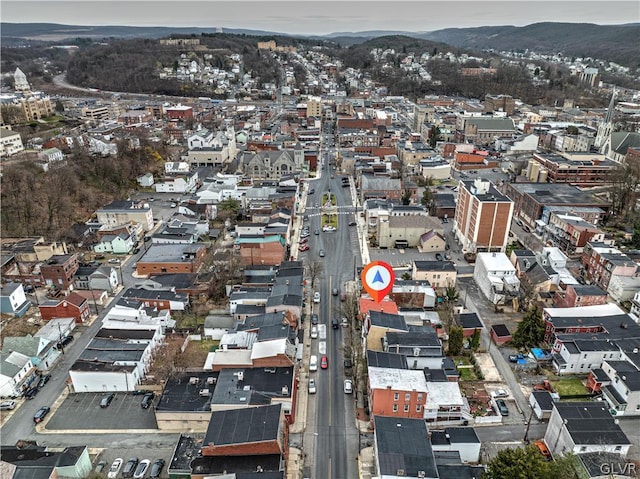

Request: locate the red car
(300, 237), (309, 244)
(299, 244), (309, 252)
(320, 355), (328, 369)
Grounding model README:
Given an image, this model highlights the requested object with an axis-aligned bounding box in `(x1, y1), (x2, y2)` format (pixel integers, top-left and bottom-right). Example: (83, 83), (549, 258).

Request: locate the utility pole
(523, 408), (534, 443)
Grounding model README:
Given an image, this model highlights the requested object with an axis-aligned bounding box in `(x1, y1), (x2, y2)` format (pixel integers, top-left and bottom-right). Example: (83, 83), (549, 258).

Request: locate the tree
(482, 446), (580, 479)
(421, 188), (435, 213)
(306, 260), (323, 289)
(428, 125), (442, 148)
(511, 306), (545, 349)
(217, 198), (241, 222)
(401, 189), (412, 205)
(448, 325), (464, 355)
(469, 328), (481, 351)
(565, 125), (579, 135)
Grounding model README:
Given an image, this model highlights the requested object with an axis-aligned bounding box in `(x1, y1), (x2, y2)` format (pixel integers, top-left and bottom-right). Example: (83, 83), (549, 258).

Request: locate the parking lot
(46, 392), (158, 430)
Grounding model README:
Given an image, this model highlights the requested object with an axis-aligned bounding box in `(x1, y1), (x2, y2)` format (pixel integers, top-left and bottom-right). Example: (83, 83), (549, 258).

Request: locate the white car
(0, 400), (16, 410)
(308, 378), (317, 394)
(492, 389), (509, 398)
(107, 458), (123, 479)
(313, 292), (321, 303)
(133, 459), (151, 479)
(344, 379), (353, 394)
(311, 326), (318, 339)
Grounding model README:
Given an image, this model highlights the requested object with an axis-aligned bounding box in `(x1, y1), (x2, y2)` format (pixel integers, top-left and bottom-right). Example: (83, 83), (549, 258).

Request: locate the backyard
(550, 377), (587, 397)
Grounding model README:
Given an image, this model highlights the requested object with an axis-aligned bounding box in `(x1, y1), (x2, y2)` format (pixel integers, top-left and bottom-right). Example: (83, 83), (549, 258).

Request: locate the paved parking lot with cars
(46, 392), (158, 430)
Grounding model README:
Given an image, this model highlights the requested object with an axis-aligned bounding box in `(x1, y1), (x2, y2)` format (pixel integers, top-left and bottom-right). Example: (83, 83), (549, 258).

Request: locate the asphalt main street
(301, 158), (360, 479)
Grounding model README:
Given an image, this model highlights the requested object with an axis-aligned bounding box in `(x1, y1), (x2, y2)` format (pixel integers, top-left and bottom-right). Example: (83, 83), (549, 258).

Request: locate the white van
(309, 355), (318, 372)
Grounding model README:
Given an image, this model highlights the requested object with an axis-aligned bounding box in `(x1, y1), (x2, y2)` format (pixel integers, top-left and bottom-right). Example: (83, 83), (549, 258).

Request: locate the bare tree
(306, 260), (323, 289)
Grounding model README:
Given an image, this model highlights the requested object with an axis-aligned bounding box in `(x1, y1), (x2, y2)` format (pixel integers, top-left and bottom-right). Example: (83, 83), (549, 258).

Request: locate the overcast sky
(3, 1), (638, 35)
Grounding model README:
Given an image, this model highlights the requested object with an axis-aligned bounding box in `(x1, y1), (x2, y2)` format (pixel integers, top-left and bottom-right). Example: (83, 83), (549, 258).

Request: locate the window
(404, 404), (409, 413)
(417, 393), (423, 402)
(394, 393), (399, 401)
(615, 446), (622, 452)
(405, 393), (411, 401)
(416, 405), (422, 412)
(392, 405), (398, 412)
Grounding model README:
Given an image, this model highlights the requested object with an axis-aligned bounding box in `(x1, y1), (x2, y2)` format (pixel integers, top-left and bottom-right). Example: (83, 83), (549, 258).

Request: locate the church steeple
(14, 67), (30, 92)
(594, 89), (616, 151)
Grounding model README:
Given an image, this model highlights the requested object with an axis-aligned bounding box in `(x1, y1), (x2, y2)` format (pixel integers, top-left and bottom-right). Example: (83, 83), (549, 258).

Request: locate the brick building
(40, 254), (79, 290)
(165, 104), (194, 121)
(236, 235), (287, 266)
(39, 292), (90, 323)
(453, 178), (513, 253)
(553, 284), (608, 308)
(581, 242), (638, 290)
(135, 243), (207, 276)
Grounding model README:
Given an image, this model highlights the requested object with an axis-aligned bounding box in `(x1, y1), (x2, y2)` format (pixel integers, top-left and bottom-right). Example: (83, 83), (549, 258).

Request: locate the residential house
(121, 288), (189, 311)
(96, 200), (154, 231)
(412, 261), (457, 289)
(473, 253), (520, 304)
(93, 232), (135, 254)
(102, 298), (175, 331)
(453, 178), (513, 254)
(391, 280), (437, 309)
(0, 282), (31, 317)
(599, 360), (640, 417)
(543, 402), (631, 457)
(73, 265), (119, 293)
(40, 253), (79, 290)
(373, 416), (439, 479)
(69, 326), (162, 392)
(154, 170), (199, 193)
(39, 292), (90, 323)
(136, 172), (154, 187)
(0, 127), (24, 156)
(363, 311), (408, 352)
(554, 284), (608, 308)
(35, 317), (76, 344)
(368, 367), (429, 420)
(2, 335), (58, 372)
(384, 329), (443, 370)
(0, 350), (36, 398)
(418, 230), (447, 253)
(581, 242), (638, 291)
(542, 212), (605, 256)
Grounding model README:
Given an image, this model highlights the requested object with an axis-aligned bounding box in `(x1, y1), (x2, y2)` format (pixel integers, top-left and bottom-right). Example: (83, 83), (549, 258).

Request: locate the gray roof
(553, 402), (631, 445)
(361, 174), (401, 191)
(2, 335), (50, 357)
(374, 416), (438, 478)
(458, 313), (483, 330)
(431, 427), (480, 445)
(366, 350), (408, 369)
(414, 260), (456, 272)
(465, 117), (515, 132)
(0, 282), (23, 296)
(203, 403), (282, 447)
(531, 390), (555, 411)
(369, 311), (408, 331)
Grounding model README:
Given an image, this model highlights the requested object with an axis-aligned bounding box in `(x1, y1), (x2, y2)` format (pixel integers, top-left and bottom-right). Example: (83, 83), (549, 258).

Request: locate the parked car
(341, 317), (348, 327)
(496, 399), (509, 416)
(309, 188), (315, 194)
(534, 440), (552, 460)
(95, 461), (106, 473)
(320, 355), (328, 369)
(133, 248), (140, 254)
(311, 314), (319, 325)
(133, 459), (150, 479)
(100, 393), (115, 408)
(299, 237), (308, 244)
(122, 458), (139, 478)
(56, 335), (73, 350)
(313, 292), (321, 303)
(508, 353), (524, 363)
(141, 392), (155, 409)
(298, 244), (310, 252)
(319, 249), (325, 257)
(308, 378), (317, 394)
(107, 458), (123, 479)
(149, 459), (165, 479)
(344, 379), (353, 394)
(0, 400), (16, 410)
(33, 406), (50, 423)
(24, 387), (39, 400)
(311, 326), (318, 339)
(37, 374), (51, 389)
(332, 318), (339, 329)
(108, 258), (121, 264)
(492, 389), (509, 398)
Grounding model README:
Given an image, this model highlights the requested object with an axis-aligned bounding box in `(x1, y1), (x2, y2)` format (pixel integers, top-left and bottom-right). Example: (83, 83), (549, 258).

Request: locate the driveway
(46, 392), (157, 430)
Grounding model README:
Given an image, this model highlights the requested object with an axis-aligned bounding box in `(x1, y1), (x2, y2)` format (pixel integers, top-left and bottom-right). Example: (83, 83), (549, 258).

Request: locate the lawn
(322, 214), (338, 228)
(551, 377), (586, 396)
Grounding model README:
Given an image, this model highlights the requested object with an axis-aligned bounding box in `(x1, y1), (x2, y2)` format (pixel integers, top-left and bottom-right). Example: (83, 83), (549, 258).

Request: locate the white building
(543, 402), (631, 457)
(0, 351), (35, 398)
(430, 427), (481, 463)
(155, 170), (199, 193)
(0, 127), (24, 157)
(473, 252), (520, 304)
(600, 359), (640, 417)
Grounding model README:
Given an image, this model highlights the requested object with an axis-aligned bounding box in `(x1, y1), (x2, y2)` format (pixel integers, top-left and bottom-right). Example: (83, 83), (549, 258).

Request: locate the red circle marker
(361, 261), (395, 303)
